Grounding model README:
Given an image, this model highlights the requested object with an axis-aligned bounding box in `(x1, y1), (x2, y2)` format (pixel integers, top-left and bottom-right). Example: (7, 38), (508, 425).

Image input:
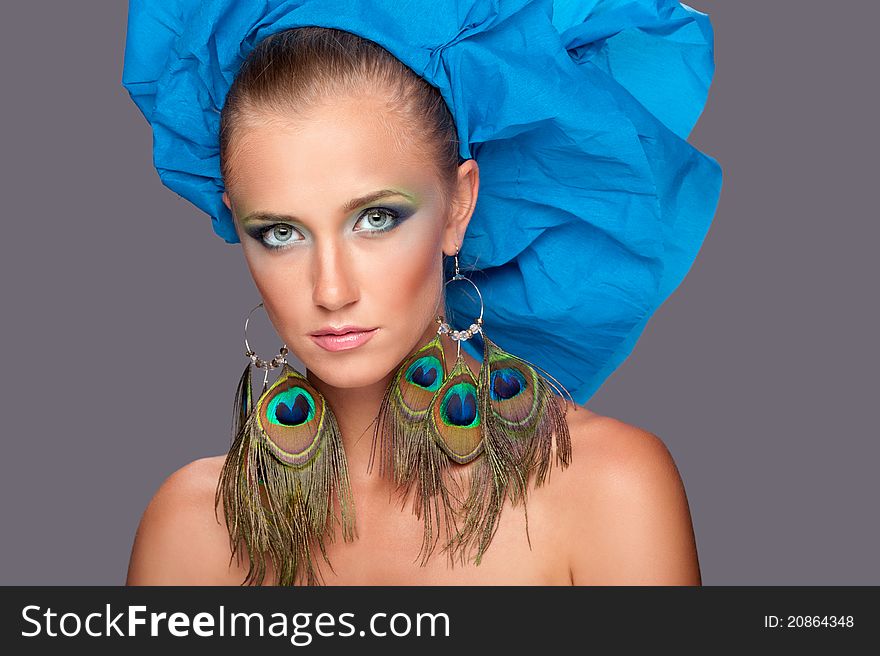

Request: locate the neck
(306, 368), (396, 483)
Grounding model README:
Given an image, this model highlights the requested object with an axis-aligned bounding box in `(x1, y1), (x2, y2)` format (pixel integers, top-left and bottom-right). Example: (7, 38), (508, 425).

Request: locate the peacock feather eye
(491, 368), (527, 401)
(440, 382), (479, 427)
(429, 356), (484, 464)
(267, 388), (315, 426)
(256, 364), (325, 468)
(485, 352), (541, 433)
(390, 335), (448, 421)
(405, 355), (444, 391)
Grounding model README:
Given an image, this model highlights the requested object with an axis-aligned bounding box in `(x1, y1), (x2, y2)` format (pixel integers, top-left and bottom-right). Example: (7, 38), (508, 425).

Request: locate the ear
(222, 192), (232, 212)
(442, 159), (480, 256)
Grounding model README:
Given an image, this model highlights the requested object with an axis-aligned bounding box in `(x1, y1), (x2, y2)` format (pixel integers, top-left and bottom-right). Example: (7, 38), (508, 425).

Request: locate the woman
(123, 1), (720, 586)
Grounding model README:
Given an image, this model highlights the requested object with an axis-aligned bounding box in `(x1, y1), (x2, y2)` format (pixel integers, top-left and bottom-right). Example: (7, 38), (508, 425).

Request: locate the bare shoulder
(553, 402), (701, 585)
(126, 455), (244, 585)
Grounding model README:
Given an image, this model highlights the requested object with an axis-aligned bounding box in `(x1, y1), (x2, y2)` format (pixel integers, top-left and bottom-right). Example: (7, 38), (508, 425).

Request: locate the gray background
(0, 1), (876, 585)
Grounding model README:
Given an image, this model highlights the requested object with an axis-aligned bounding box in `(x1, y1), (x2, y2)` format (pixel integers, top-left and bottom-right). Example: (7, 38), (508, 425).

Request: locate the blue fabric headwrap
(122, 0), (723, 404)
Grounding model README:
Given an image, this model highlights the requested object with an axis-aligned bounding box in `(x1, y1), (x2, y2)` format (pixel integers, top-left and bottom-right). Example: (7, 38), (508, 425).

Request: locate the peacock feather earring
(443, 250), (575, 565)
(215, 302), (356, 586)
(371, 246), (576, 568)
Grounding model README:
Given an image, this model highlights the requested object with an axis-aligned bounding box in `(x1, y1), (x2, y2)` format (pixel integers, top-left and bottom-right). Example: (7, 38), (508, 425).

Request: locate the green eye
(354, 208), (400, 234)
(260, 224), (302, 249)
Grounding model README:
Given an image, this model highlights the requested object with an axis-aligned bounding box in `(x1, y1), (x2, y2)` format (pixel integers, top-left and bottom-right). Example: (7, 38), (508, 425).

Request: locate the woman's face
(223, 95), (475, 389)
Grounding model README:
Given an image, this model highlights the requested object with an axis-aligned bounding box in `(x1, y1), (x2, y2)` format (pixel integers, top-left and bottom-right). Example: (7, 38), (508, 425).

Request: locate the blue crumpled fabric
(122, 0), (723, 404)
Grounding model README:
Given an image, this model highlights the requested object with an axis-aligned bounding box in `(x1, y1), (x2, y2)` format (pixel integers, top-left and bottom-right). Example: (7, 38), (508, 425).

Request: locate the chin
(298, 345), (399, 389)
(305, 360), (395, 389)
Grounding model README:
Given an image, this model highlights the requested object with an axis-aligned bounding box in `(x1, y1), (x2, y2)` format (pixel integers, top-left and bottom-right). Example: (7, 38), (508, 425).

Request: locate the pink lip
(310, 328), (379, 352)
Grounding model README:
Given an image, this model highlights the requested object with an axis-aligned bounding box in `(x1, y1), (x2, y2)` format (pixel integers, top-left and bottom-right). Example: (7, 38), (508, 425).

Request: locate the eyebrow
(240, 188), (417, 224)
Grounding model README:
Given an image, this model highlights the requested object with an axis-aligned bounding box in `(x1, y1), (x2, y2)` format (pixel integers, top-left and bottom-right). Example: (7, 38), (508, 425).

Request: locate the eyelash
(257, 207), (403, 251)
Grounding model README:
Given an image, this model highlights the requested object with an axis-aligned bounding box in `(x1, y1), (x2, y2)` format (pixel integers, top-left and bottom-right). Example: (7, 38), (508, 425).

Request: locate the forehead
(226, 96), (439, 210)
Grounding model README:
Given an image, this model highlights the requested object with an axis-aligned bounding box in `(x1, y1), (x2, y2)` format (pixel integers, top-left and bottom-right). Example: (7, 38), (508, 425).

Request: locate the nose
(311, 239), (359, 312)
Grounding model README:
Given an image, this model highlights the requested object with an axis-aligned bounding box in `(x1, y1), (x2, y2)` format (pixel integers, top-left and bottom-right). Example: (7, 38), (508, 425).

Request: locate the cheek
(238, 243), (310, 330)
(364, 223), (444, 318)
